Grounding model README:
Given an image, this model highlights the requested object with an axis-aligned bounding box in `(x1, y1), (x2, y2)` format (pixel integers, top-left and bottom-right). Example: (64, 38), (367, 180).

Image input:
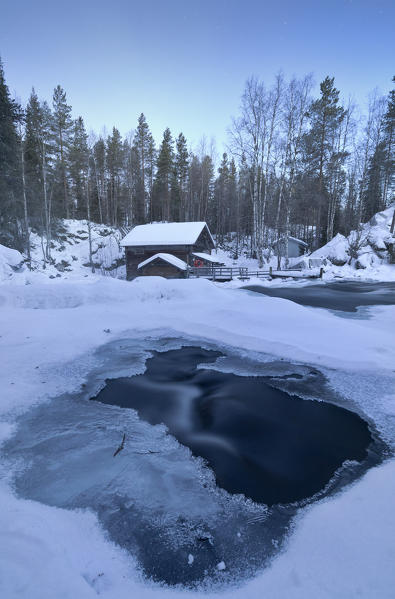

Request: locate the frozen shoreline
(1, 275), (395, 598)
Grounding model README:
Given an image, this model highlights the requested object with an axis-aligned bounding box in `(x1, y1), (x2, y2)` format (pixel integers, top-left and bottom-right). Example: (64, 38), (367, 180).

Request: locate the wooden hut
(273, 236), (308, 258)
(137, 253), (188, 278)
(121, 222), (215, 280)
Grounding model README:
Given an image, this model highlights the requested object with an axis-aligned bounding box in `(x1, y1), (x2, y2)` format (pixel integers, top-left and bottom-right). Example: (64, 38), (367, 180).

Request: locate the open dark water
(242, 281), (395, 312)
(94, 347), (372, 506)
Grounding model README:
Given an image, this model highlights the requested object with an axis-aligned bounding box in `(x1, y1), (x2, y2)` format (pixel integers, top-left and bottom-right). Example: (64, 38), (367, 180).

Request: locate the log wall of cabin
(138, 261), (187, 278)
(125, 246), (191, 280)
(124, 228), (214, 280)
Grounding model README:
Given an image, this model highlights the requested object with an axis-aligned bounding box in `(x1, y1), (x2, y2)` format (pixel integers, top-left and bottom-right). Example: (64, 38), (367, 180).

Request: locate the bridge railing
(186, 265), (319, 280)
(187, 266), (243, 279)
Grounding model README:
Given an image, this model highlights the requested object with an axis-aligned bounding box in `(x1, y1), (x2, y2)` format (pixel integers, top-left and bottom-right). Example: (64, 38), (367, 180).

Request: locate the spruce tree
(0, 58), (22, 248)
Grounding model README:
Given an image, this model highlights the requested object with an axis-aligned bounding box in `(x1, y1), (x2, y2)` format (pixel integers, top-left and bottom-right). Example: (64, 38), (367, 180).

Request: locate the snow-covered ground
(0, 207), (395, 598)
(0, 220), (125, 283)
(0, 269), (395, 598)
(307, 206), (395, 281)
(1, 205), (393, 285)
(213, 206), (395, 283)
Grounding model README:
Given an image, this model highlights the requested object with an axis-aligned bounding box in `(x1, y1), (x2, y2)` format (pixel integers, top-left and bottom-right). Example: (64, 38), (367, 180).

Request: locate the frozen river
(1, 277), (394, 593)
(242, 280), (395, 312)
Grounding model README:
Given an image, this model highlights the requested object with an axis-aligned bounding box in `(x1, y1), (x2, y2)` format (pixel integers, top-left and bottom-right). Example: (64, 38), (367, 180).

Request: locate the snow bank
(310, 233), (349, 265)
(310, 206), (395, 280)
(0, 276), (393, 375)
(0, 244), (24, 279)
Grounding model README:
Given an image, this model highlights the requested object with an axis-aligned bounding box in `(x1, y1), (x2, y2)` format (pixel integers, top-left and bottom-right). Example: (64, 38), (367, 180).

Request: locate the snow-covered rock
(0, 220), (125, 283)
(310, 205), (395, 280)
(310, 233), (349, 266)
(0, 244), (25, 279)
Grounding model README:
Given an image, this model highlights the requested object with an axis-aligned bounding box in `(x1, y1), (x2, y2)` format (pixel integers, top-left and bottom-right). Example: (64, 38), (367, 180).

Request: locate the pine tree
(382, 77), (394, 208)
(174, 132), (189, 220)
(304, 76), (347, 245)
(52, 85), (73, 218)
(214, 153), (229, 241)
(25, 97), (55, 263)
(69, 117), (89, 218)
(228, 158), (238, 233)
(132, 113), (154, 223)
(25, 89), (44, 227)
(0, 58), (22, 248)
(153, 128), (174, 221)
(146, 136), (156, 222)
(363, 142), (386, 219)
(106, 127), (123, 226)
(91, 138), (106, 223)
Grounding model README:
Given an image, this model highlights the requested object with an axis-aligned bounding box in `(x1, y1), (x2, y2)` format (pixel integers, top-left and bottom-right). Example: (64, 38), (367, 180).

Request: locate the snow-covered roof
(288, 236), (308, 246)
(137, 253), (188, 271)
(273, 236), (308, 247)
(121, 222), (214, 247)
(192, 252), (224, 264)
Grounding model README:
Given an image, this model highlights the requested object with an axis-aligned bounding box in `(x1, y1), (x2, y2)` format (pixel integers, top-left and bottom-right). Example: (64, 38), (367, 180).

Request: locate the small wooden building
(121, 221), (215, 280)
(137, 253), (188, 278)
(273, 236), (308, 258)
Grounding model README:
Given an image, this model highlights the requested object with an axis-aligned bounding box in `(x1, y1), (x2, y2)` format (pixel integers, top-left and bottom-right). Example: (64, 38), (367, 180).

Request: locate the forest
(0, 59), (393, 267)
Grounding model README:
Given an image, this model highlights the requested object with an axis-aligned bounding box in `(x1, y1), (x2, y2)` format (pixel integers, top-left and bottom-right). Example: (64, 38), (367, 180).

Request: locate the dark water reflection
(242, 281), (395, 312)
(94, 347), (372, 506)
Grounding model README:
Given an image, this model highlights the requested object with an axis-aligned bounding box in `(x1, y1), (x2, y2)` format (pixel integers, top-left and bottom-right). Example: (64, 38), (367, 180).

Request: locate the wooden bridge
(187, 266), (323, 281)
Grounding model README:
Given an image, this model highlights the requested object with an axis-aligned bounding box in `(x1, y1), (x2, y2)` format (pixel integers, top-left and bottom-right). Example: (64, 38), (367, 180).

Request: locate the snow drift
(0, 244), (24, 279)
(310, 206), (395, 273)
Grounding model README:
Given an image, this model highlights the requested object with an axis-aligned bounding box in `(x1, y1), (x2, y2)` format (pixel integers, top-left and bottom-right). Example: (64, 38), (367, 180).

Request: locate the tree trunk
(20, 134), (31, 268)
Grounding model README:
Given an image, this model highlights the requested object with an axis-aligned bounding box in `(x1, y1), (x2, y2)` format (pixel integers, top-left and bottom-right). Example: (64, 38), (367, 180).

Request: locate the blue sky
(1, 0), (394, 150)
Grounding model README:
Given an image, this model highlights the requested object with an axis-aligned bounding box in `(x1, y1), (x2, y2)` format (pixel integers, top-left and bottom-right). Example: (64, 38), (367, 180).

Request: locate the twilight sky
(1, 0), (394, 150)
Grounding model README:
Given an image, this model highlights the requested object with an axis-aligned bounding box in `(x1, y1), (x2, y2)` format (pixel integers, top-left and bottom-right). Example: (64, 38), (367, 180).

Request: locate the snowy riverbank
(0, 274), (395, 598)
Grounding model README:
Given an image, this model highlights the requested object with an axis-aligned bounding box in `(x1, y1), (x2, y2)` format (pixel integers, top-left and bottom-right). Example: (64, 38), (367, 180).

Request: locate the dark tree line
(0, 58), (393, 267)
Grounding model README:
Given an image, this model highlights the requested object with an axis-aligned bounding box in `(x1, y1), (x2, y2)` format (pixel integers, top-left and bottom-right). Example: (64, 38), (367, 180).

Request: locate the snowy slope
(14, 220), (125, 282)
